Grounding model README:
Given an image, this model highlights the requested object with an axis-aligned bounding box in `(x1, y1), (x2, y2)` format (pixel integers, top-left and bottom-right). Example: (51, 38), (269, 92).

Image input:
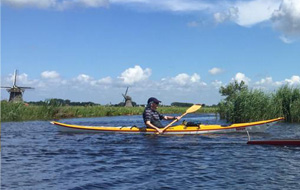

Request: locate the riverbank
(0, 101), (217, 122)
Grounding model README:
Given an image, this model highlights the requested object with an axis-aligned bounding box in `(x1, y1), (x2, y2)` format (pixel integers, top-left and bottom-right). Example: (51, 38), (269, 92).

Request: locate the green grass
(2, 83), (298, 123)
(1, 102), (217, 122)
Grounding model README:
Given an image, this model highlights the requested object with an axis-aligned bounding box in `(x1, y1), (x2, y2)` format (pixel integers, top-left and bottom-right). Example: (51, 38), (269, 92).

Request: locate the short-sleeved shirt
(143, 107), (164, 128)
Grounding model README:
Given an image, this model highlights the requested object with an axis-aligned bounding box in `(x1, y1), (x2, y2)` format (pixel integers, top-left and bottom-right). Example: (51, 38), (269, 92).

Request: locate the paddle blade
(186, 104), (202, 114)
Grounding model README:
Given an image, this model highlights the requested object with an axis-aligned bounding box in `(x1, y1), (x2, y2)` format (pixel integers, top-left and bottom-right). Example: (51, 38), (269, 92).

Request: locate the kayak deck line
(51, 121), (153, 133)
(51, 117), (284, 134)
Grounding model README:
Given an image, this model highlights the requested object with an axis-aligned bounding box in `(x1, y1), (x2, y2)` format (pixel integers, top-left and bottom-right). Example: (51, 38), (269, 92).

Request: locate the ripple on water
(2, 116), (300, 190)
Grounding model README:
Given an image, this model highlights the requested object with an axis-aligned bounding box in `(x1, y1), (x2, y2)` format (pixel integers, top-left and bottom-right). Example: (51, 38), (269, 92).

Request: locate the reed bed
(1, 102), (217, 122)
(219, 84), (300, 123)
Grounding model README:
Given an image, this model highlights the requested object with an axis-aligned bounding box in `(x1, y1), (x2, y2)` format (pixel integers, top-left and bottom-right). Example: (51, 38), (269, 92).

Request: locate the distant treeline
(27, 99), (140, 107)
(171, 102), (217, 108)
(171, 102), (194, 107)
(26, 98), (204, 108)
(27, 99), (99, 106)
(218, 81), (300, 123)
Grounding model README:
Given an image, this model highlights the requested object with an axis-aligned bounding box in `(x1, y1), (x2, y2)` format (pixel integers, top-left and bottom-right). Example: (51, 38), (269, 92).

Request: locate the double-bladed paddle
(161, 104), (202, 133)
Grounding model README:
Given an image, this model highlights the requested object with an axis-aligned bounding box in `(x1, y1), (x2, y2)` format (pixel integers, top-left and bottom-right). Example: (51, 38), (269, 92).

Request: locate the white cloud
(271, 0), (300, 42)
(3, 0), (211, 11)
(4, 0), (300, 42)
(190, 73), (200, 83)
(98, 76), (112, 84)
(171, 73), (205, 86)
(2, 72), (40, 90)
(13, 73), (38, 86)
(285, 75), (300, 85)
(255, 77), (274, 85)
(2, 0), (56, 9)
(232, 72), (251, 84)
(254, 76), (281, 89)
(253, 75), (300, 89)
(41, 71), (60, 79)
(161, 0), (212, 12)
(73, 74), (113, 86)
(214, 7), (238, 24)
(111, 0), (213, 12)
(2, 0), (215, 12)
(214, 0), (281, 26)
(235, 0), (281, 26)
(209, 67), (224, 75)
(56, 0), (109, 10)
(3, 69), (300, 105)
(77, 0), (109, 7)
(118, 65), (151, 85)
(90, 76), (113, 87)
(76, 74), (93, 82)
(2, 0), (109, 10)
(279, 35), (295, 43)
(214, 0), (300, 42)
(212, 80), (223, 88)
(17, 73), (29, 82)
(173, 73), (190, 85)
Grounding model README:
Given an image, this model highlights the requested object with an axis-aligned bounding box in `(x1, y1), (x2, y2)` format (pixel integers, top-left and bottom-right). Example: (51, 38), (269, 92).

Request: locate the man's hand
(146, 121), (163, 134)
(156, 128), (163, 134)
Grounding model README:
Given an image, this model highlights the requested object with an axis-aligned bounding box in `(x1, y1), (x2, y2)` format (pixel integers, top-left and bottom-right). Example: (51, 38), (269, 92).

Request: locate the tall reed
(219, 83), (300, 123)
(272, 85), (300, 122)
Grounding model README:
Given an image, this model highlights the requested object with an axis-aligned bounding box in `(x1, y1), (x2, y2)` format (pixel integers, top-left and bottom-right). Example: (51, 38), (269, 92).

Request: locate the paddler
(143, 97), (179, 134)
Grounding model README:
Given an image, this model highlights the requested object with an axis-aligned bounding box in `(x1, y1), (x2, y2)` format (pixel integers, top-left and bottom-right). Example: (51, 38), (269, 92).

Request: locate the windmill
(122, 87), (133, 107)
(1, 70), (34, 102)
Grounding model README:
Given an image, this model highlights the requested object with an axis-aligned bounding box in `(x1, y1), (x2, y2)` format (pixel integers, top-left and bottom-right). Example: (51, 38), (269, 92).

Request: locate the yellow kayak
(51, 117), (284, 134)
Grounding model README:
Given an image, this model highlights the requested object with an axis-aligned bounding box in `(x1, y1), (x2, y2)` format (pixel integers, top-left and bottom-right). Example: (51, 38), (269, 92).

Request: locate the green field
(0, 101), (217, 122)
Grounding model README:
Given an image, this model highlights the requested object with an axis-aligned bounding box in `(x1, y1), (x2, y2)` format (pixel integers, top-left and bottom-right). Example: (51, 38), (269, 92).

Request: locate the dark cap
(147, 97), (161, 104)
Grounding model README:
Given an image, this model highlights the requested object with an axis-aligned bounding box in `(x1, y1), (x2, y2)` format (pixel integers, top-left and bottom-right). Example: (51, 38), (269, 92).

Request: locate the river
(2, 114), (300, 190)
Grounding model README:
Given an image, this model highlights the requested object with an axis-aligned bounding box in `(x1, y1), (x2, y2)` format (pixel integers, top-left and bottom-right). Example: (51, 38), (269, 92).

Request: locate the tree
(219, 80), (248, 101)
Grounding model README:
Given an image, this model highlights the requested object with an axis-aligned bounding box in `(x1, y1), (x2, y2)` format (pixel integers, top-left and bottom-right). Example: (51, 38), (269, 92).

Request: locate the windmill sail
(13, 70), (17, 87)
(121, 87), (133, 107)
(122, 87), (129, 102)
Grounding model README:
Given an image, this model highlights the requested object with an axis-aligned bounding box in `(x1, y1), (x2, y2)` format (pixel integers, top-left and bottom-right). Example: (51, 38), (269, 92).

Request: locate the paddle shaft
(161, 113), (187, 132)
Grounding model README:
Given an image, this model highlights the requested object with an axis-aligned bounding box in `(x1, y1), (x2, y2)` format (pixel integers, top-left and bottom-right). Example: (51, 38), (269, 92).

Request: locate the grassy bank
(1, 101), (217, 122)
(219, 82), (300, 123)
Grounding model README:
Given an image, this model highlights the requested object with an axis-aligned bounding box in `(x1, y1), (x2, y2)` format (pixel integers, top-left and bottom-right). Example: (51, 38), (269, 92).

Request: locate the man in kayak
(143, 97), (179, 134)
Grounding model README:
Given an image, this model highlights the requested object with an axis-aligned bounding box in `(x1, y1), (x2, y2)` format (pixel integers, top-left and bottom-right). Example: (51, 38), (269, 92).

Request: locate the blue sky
(1, 0), (300, 105)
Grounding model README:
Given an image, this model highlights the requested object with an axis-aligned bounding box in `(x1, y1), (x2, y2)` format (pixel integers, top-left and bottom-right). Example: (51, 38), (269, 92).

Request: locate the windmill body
(1, 70), (34, 102)
(122, 87), (133, 107)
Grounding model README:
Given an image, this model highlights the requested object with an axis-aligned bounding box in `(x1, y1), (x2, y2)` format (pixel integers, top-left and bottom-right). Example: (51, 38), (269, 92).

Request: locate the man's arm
(145, 121), (163, 134)
(163, 116), (180, 120)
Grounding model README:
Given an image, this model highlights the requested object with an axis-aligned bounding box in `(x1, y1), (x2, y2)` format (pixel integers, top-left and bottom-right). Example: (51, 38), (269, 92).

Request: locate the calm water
(2, 114), (300, 190)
